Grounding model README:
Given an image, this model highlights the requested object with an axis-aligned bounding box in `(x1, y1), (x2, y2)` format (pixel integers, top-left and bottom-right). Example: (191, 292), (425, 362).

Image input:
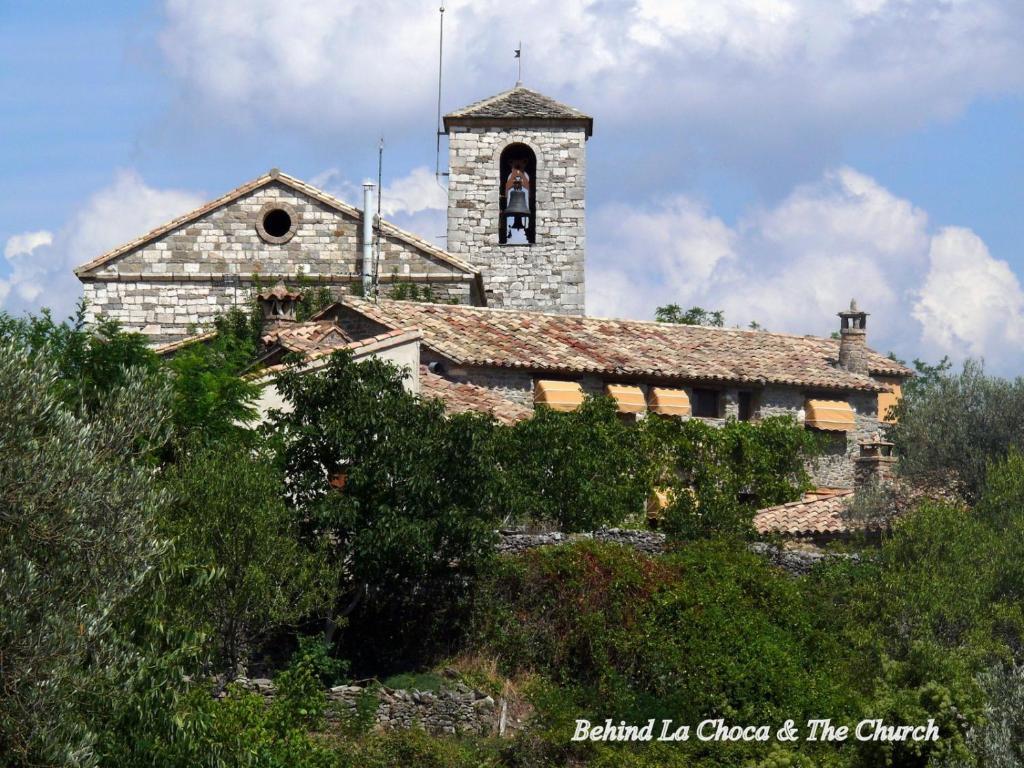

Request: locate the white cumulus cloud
(588, 166), (1024, 372)
(0, 171), (203, 318)
(159, 0), (1024, 176)
(4, 230), (53, 260)
(913, 227), (1024, 361)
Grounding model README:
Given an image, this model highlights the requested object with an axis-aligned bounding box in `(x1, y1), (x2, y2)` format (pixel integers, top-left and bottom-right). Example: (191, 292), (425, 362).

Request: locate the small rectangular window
(691, 388), (720, 418)
(738, 391), (754, 421)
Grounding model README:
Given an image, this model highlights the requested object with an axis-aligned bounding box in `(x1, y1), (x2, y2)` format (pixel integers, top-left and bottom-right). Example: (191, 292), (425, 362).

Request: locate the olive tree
(0, 340), (170, 766)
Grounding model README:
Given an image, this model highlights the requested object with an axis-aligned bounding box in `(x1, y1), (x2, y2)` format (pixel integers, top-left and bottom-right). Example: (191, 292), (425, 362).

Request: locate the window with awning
(647, 387), (691, 417)
(876, 378), (902, 423)
(605, 384), (646, 414)
(534, 380), (584, 412)
(804, 398), (856, 431)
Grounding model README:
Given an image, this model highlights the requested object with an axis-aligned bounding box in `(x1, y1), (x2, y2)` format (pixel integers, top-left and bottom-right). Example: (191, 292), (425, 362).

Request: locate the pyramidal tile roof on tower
(444, 85), (593, 136)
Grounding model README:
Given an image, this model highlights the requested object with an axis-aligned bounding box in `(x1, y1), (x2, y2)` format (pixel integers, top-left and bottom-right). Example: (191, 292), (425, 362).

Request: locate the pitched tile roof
(73, 170), (479, 277)
(338, 298), (911, 392)
(753, 490), (875, 537)
(152, 330), (219, 357)
(250, 328), (422, 378)
(444, 85), (593, 136)
(420, 367), (532, 425)
(261, 321), (354, 356)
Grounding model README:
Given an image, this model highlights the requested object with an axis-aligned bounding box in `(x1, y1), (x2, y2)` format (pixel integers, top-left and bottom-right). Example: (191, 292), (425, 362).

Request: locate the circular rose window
(256, 202), (298, 244)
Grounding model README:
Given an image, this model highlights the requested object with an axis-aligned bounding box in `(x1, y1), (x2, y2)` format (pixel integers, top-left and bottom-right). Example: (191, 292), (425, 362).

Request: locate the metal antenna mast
(373, 137), (384, 299)
(435, 5), (447, 183)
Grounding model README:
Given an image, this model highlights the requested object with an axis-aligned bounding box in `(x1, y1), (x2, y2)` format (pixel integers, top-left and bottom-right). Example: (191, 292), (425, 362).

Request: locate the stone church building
(75, 83), (912, 536)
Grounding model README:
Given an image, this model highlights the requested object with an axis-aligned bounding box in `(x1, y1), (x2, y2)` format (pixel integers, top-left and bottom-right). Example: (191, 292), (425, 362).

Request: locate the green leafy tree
(0, 300), (159, 412)
(0, 340), (170, 765)
(268, 352), (500, 637)
(497, 396), (654, 531)
(654, 304), (725, 327)
(888, 359), (1024, 500)
(164, 309), (262, 449)
(160, 440), (334, 675)
(653, 415), (817, 539)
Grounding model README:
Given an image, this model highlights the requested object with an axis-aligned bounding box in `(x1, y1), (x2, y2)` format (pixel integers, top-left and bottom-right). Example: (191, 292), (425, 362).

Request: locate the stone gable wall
(447, 126), (586, 314)
(80, 181), (471, 342)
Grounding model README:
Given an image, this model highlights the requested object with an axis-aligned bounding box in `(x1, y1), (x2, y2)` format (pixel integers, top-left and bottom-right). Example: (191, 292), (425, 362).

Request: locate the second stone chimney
(256, 281), (302, 330)
(854, 434), (896, 490)
(837, 299), (869, 375)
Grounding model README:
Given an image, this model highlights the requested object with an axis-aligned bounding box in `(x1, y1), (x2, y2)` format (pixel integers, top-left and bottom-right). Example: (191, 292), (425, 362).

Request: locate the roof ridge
(74, 170), (479, 278)
(350, 296), (899, 354)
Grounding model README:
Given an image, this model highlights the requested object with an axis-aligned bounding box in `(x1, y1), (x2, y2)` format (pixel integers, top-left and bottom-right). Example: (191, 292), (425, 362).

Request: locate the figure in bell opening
(504, 160), (531, 239)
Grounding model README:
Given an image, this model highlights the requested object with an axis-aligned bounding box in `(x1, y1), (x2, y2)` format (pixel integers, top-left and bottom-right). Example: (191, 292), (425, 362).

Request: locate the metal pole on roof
(362, 183), (374, 297)
(373, 137), (384, 300)
(435, 5), (446, 184)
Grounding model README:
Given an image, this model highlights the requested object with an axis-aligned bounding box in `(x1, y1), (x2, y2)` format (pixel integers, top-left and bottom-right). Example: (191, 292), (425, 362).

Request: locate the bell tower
(444, 84), (592, 314)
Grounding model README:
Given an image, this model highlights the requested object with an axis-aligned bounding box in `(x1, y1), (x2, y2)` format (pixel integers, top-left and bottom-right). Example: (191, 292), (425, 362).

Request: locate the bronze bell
(505, 188), (530, 233)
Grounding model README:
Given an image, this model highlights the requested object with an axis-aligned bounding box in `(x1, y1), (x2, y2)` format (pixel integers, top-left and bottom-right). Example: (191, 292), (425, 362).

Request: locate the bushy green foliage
(889, 359), (1024, 500)
(653, 415), (817, 539)
(0, 339), (170, 765)
(268, 351), (500, 663)
(477, 541), (855, 726)
(496, 396), (654, 531)
(655, 303), (725, 326)
(159, 441), (334, 675)
(165, 309), (262, 449)
(0, 300), (159, 412)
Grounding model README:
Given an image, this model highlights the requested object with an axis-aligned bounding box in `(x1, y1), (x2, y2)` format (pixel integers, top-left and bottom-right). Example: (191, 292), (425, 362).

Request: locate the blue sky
(2, 1), (1024, 372)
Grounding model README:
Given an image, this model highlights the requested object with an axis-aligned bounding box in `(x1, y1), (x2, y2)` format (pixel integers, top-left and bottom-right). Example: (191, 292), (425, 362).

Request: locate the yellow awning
(534, 380), (584, 412)
(876, 377), (902, 423)
(605, 384), (646, 414)
(646, 487), (674, 519)
(804, 399), (856, 432)
(648, 387), (691, 416)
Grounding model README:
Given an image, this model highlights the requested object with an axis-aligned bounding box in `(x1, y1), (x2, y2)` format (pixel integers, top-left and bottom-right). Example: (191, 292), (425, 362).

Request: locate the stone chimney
(854, 434), (896, 490)
(256, 281), (302, 330)
(837, 299), (869, 375)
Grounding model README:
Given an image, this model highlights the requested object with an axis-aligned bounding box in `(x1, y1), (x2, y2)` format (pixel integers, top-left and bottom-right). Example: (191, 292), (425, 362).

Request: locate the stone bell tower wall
(446, 126), (586, 314)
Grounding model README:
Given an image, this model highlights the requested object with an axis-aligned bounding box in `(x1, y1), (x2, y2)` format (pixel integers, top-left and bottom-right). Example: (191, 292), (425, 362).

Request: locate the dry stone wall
(227, 678), (503, 737)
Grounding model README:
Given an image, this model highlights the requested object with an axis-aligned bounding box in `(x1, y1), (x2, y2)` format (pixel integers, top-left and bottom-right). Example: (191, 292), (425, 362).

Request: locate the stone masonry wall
(447, 126), (586, 314)
(229, 678), (504, 737)
(81, 180), (472, 343)
(431, 370), (880, 490)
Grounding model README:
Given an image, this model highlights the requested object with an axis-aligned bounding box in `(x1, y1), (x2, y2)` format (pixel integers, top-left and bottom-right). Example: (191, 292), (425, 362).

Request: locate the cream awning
(605, 384), (646, 414)
(876, 378), (902, 423)
(648, 387), (691, 416)
(804, 399), (855, 431)
(534, 380), (584, 412)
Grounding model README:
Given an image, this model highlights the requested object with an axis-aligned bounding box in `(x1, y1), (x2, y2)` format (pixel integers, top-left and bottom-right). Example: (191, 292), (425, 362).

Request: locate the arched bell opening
(498, 143), (536, 245)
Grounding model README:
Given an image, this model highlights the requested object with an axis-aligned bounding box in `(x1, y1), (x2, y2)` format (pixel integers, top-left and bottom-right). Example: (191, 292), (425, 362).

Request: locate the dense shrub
(159, 440), (334, 675)
(889, 359), (1024, 500)
(653, 415), (817, 539)
(474, 541), (858, 757)
(496, 396), (655, 531)
(0, 340), (170, 765)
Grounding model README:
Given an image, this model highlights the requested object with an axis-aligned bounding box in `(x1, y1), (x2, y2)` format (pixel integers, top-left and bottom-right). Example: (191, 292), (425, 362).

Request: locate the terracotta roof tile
(261, 321), (354, 356)
(420, 367), (532, 425)
(753, 490), (870, 536)
(342, 298), (911, 392)
(251, 328), (421, 378)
